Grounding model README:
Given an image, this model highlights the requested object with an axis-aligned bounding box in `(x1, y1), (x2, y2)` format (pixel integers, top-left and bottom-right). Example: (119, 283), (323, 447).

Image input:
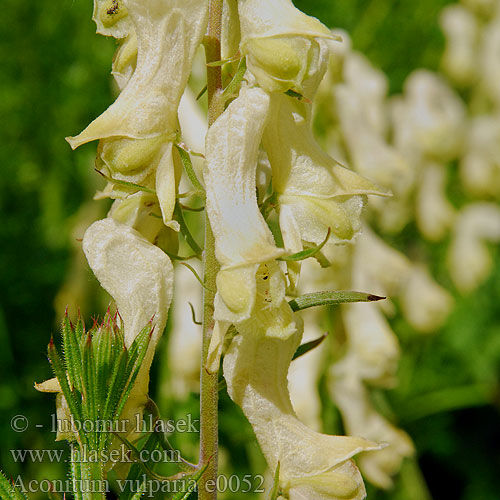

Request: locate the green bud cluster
(48, 309), (152, 452)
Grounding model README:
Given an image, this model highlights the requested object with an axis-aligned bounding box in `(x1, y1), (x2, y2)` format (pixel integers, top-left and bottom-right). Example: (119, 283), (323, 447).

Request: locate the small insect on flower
(107, 0), (120, 16)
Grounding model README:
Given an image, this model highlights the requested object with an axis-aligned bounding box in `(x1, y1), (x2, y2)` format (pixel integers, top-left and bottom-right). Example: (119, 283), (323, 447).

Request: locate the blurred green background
(1, 0), (499, 499)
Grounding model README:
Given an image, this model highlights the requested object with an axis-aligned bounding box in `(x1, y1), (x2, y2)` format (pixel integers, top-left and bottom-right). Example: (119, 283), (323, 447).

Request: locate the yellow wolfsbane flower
(262, 43), (387, 255)
(67, 0), (208, 227)
(83, 218), (174, 434)
(223, 264), (380, 500)
(205, 85), (284, 323)
(238, 0), (339, 93)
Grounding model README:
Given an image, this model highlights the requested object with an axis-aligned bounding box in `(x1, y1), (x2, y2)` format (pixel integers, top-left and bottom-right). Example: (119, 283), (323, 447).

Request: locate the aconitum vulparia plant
(0, 1), (394, 499)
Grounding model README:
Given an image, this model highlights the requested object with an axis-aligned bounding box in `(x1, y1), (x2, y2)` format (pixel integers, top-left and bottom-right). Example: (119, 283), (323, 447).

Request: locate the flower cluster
(203, 1), (389, 498)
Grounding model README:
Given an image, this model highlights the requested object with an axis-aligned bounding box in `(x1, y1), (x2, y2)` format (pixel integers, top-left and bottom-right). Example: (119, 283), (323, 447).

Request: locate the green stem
(199, 1), (223, 499)
(79, 459), (106, 500)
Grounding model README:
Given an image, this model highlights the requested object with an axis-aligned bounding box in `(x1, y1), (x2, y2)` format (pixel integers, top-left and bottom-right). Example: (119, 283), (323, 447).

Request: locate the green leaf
(280, 228), (331, 262)
(174, 144), (205, 195)
(170, 462), (209, 500)
(180, 262), (216, 293)
(174, 203), (203, 257)
(120, 432), (159, 500)
(114, 325), (152, 419)
(48, 338), (86, 444)
(259, 192), (278, 220)
(95, 169), (155, 194)
(288, 291), (385, 312)
(0, 470), (27, 500)
(222, 57), (247, 100)
(292, 333), (328, 361)
(101, 346), (128, 442)
(196, 84), (207, 101)
(61, 312), (82, 393)
(81, 333), (98, 445)
(93, 314), (114, 413)
(267, 462), (281, 500)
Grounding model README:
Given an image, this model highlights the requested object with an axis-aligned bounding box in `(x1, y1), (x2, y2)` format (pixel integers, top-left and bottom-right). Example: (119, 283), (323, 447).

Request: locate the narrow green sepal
(48, 337), (86, 444)
(260, 192), (278, 220)
(180, 262), (216, 293)
(114, 324), (152, 418)
(280, 228), (331, 262)
(222, 57), (247, 100)
(61, 311), (83, 393)
(164, 251), (198, 261)
(292, 333), (328, 361)
(288, 291), (385, 312)
(81, 332), (98, 442)
(189, 302), (202, 325)
(206, 54), (241, 67)
(196, 84), (208, 101)
(95, 168), (155, 194)
(170, 462), (209, 500)
(101, 346), (129, 429)
(267, 462), (281, 500)
(179, 203), (205, 212)
(174, 202), (203, 257)
(174, 144), (205, 196)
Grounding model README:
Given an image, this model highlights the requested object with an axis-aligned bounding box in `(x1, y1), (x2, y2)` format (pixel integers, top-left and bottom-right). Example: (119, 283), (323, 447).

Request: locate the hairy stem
(199, 0), (223, 498)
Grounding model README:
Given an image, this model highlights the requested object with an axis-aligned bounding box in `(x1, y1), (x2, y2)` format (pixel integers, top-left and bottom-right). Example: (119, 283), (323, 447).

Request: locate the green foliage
(48, 310), (151, 450)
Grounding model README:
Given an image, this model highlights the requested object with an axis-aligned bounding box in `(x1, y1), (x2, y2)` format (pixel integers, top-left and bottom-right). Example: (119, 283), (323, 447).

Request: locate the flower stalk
(199, 1), (224, 498)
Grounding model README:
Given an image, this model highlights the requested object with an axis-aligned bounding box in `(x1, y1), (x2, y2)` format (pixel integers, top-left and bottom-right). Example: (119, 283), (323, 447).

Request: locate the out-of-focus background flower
(0, 0), (499, 498)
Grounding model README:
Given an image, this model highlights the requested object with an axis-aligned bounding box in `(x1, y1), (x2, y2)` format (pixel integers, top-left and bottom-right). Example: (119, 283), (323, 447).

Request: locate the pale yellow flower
(205, 86), (284, 324)
(440, 5), (479, 86)
(238, 0), (337, 93)
(448, 203), (500, 293)
(416, 161), (456, 241)
(330, 372), (414, 489)
(67, 0), (208, 227)
(223, 264), (380, 500)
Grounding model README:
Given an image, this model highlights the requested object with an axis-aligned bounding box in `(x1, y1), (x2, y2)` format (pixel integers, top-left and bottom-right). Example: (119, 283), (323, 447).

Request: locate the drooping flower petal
(447, 203), (500, 293)
(341, 303), (400, 387)
(391, 70), (466, 163)
(223, 266), (380, 499)
(205, 85), (284, 322)
(67, 0), (208, 147)
(439, 5), (479, 86)
(460, 114), (500, 199)
(399, 265), (453, 333)
(238, 0), (338, 93)
(93, 0), (133, 39)
(480, 12), (500, 106)
(263, 90), (387, 251)
(330, 373), (414, 489)
(82, 217), (174, 401)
